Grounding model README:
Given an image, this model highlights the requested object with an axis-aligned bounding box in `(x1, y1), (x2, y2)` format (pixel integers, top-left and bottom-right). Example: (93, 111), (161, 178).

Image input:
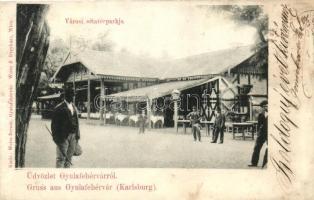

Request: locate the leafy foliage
(41, 32), (113, 85)
(213, 5), (268, 78)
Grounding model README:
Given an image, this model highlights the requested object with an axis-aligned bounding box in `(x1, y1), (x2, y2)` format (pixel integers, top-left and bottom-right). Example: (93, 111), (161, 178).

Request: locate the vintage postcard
(0, 0), (314, 199)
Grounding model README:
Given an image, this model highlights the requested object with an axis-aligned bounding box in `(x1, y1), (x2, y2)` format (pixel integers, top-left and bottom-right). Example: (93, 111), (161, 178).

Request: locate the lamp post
(171, 89), (180, 131)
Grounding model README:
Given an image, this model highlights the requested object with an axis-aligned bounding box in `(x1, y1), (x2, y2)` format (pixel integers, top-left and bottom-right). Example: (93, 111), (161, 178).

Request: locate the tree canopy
(41, 31), (113, 85)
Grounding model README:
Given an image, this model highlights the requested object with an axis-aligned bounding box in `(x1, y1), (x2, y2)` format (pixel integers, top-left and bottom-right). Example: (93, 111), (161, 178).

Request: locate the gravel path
(25, 115), (266, 168)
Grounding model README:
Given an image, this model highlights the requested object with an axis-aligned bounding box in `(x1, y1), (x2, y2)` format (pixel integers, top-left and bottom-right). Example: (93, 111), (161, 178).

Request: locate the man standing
(187, 106), (202, 142)
(51, 87), (80, 168)
(211, 108), (226, 144)
(138, 110), (147, 134)
(248, 100), (268, 167)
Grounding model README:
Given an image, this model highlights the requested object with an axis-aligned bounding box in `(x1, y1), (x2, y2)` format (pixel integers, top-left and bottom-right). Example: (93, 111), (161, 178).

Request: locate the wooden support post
(146, 98), (151, 129)
(87, 78), (91, 120)
(217, 78), (220, 111)
(100, 78), (104, 125)
(266, 74), (268, 98)
(174, 100), (178, 131)
(249, 97), (253, 120)
(104, 87), (107, 124)
(104, 97), (107, 125)
(73, 72), (76, 106)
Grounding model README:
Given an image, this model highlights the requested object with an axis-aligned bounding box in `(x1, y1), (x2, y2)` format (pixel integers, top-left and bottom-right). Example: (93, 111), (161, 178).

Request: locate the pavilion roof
(52, 45), (255, 82)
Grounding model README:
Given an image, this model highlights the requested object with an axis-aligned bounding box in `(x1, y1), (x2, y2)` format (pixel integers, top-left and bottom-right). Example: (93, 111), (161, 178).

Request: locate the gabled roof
(160, 45), (254, 78)
(64, 50), (163, 78)
(53, 45), (255, 82)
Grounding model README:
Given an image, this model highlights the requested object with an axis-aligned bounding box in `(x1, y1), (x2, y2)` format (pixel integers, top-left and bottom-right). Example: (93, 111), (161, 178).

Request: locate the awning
(37, 93), (62, 100)
(105, 76), (222, 102)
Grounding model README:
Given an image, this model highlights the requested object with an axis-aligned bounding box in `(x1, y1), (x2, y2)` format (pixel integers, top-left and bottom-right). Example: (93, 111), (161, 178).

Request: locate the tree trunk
(16, 4), (50, 168)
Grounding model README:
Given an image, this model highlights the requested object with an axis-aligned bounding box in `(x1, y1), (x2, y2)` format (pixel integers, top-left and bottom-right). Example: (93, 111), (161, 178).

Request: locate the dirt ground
(25, 115), (267, 168)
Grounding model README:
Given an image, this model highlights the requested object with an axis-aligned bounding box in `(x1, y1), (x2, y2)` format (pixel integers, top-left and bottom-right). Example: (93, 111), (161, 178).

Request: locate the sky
(46, 2), (258, 59)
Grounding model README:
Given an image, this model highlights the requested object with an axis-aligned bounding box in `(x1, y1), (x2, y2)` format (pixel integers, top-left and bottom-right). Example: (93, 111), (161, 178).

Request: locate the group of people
(186, 106), (225, 143)
(187, 101), (268, 168)
(50, 87), (267, 168)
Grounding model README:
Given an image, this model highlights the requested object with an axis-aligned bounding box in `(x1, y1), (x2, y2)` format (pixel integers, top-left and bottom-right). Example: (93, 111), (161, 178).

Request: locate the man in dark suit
(211, 108), (226, 144)
(51, 88), (80, 168)
(248, 100), (268, 167)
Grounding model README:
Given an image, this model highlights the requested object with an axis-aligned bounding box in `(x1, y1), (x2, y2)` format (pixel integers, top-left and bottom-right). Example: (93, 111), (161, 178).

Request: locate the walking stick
(45, 125), (72, 166)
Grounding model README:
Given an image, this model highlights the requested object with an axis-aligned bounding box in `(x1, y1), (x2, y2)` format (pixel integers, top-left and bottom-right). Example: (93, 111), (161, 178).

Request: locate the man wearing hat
(187, 106), (202, 142)
(51, 87), (80, 168)
(211, 107), (226, 144)
(248, 100), (268, 167)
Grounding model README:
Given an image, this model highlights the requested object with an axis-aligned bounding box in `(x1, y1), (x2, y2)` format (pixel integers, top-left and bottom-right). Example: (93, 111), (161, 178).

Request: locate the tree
(91, 31), (114, 51)
(212, 5), (267, 44)
(40, 31), (114, 87)
(213, 5), (268, 78)
(43, 37), (69, 81)
(16, 4), (50, 167)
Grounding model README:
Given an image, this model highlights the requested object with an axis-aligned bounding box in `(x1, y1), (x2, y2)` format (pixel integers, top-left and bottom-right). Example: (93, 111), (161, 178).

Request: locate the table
(200, 121), (214, 136)
(177, 120), (190, 133)
(150, 116), (164, 128)
(232, 122), (255, 140)
(246, 121), (258, 135)
(225, 122), (233, 132)
(177, 120), (213, 136)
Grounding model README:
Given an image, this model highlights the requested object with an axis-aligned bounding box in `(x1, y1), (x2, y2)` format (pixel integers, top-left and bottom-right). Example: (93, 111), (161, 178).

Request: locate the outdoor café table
(177, 119), (190, 133)
(232, 122), (254, 140)
(177, 120), (213, 135)
(200, 121), (214, 136)
(246, 120), (258, 135)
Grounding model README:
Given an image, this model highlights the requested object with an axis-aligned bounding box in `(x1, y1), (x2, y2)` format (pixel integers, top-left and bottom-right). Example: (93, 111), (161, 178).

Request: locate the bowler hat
(260, 100), (268, 107)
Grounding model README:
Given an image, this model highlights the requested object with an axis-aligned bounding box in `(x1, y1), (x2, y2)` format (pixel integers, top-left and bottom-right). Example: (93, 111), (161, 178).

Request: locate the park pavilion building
(47, 45), (267, 129)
